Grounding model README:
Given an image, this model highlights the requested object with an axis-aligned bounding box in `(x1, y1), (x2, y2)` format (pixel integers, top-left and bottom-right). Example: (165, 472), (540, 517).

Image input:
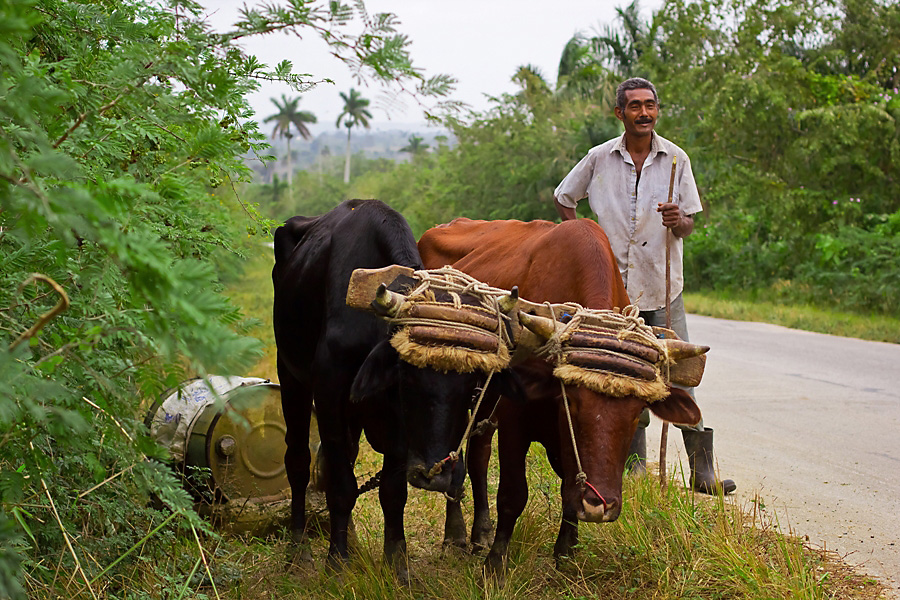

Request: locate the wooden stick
(659, 155), (677, 489)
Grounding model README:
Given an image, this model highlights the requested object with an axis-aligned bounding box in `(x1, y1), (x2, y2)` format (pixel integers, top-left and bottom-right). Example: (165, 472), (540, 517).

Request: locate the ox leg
(443, 457), (468, 550)
(277, 359), (313, 563)
(315, 371), (361, 568)
(320, 435), (359, 568)
(484, 426), (528, 586)
(380, 441), (410, 583)
(553, 508), (580, 567)
(468, 429), (495, 553)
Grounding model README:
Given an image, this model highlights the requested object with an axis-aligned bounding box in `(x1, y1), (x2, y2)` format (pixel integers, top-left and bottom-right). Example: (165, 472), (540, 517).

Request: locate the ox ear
(647, 387), (702, 427)
(351, 339), (399, 404)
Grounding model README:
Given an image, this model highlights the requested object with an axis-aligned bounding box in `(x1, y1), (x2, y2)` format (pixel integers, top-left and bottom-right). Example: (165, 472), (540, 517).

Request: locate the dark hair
(616, 78), (659, 111)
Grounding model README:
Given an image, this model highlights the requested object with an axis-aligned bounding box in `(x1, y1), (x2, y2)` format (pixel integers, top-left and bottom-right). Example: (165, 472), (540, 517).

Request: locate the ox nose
(406, 460), (453, 493)
(577, 493), (620, 523)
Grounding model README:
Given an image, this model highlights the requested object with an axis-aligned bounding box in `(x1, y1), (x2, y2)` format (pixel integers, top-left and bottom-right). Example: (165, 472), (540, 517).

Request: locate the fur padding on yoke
(389, 327), (511, 373)
(526, 305), (672, 402)
(346, 265), (709, 395)
(380, 267), (517, 374)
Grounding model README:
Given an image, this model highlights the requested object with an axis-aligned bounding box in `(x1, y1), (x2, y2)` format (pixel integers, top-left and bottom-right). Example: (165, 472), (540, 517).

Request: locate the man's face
(615, 88), (658, 138)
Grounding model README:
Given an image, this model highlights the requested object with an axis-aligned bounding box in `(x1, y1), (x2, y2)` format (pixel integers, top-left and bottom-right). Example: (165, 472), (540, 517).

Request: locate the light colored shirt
(554, 132), (702, 311)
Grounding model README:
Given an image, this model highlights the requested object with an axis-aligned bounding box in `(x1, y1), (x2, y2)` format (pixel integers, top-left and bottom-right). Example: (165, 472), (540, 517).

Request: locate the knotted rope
(427, 371), (496, 478)
(558, 379), (607, 511)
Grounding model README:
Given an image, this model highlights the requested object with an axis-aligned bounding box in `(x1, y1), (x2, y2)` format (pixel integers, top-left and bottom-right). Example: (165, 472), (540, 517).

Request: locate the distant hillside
(249, 128), (454, 182)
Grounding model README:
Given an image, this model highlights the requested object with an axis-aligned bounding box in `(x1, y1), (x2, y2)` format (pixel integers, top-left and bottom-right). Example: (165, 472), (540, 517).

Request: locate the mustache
(636, 118), (653, 123)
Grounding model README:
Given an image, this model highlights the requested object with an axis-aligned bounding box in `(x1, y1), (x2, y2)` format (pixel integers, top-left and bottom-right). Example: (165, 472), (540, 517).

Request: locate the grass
(29, 247), (894, 599)
(684, 291), (900, 344)
(114, 443), (887, 599)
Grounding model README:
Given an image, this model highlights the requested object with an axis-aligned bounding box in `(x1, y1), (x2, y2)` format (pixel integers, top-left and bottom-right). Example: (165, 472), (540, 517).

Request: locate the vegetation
(336, 87), (374, 183)
(0, 1), (451, 598)
(258, 0), (899, 321)
(262, 95), (318, 189)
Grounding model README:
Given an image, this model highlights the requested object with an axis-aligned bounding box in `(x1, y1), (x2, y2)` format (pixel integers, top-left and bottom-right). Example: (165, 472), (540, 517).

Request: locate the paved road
(644, 315), (900, 596)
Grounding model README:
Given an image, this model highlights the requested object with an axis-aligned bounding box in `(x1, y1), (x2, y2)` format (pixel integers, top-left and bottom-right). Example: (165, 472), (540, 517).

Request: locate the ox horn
(498, 286), (519, 313)
(518, 311), (559, 341)
(371, 283), (406, 317)
(662, 338), (710, 360)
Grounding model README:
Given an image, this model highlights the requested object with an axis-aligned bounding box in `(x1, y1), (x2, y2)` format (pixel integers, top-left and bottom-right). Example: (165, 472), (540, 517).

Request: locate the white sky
(201, 0), (660, 132)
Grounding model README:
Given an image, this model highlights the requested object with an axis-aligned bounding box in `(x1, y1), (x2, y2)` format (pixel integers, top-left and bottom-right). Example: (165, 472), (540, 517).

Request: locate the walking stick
(659, 155), (677, 489)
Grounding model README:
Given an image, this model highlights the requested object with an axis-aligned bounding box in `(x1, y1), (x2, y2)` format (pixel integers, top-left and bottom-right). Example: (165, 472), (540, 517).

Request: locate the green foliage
(0, 0), (453, 596)
(640, 0), (900, 315)
(319, 0), (900, 319)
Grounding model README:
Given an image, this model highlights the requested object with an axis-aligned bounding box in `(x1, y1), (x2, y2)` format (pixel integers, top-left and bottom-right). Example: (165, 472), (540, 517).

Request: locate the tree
(400, 134), (429, 156)
(336, 88), (373, 183)
(593, 0), (657, 77)
(0, 0), (454, 597)
(555, 35), (611, 98)
(263, 94), (317, 188)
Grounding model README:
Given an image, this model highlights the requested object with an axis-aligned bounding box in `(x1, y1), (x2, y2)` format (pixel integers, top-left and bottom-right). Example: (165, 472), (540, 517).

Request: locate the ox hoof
(385, 555), (410, 586)
(392, 562), (410, 586)
(286, 531), (313, 568)
(554, 551), (577, 571)
(482, 554), (507, 588)
(470, 517), (494, 554)
(442, 536), (468, 552)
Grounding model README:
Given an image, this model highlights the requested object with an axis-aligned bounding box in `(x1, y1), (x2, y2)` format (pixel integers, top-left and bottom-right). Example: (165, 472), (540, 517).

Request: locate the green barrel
(146, 376), (325, 533)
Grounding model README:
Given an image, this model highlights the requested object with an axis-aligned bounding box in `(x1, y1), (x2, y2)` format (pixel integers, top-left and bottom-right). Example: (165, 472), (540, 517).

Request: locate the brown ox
(418, 217), (702, 580)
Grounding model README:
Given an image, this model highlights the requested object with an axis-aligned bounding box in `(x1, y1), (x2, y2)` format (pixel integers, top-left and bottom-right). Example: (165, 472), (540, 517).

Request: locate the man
(553, 77), (735, 495)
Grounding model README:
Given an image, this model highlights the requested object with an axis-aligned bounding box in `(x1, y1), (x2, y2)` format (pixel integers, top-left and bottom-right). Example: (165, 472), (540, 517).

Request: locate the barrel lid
(148, 376), (265, 463)
(207, 383), (289, 501)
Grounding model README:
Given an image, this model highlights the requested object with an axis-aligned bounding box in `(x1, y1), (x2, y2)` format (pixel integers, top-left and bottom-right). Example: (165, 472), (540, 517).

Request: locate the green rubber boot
(682, 427), (736, 495)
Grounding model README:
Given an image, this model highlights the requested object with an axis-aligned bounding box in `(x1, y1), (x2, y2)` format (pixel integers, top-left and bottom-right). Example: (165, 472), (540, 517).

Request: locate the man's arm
(656, 203), (694, 238)
(554, 152), (594, 222)
(554, 198), (577, 221)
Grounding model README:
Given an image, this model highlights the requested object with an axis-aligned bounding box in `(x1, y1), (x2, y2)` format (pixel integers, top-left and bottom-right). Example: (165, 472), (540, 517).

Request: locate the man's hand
(555, 199), (577, 221)
(657, 203), (694, 238)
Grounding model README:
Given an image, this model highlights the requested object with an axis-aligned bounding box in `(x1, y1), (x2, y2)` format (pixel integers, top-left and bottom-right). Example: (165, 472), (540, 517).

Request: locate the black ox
(272, 199), (496, 579)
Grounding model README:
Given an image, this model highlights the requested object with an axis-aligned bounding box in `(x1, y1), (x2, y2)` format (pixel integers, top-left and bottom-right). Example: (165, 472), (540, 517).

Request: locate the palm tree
(263, 95), (317, 188)
(399, 135), (429, 157)
(512, 64), (552, 107)
(592, 0), (656, 78)
(336, 88), (372, 183)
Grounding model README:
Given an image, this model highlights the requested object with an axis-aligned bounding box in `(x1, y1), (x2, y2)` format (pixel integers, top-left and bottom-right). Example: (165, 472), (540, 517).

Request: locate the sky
(201, 0), (660, 133)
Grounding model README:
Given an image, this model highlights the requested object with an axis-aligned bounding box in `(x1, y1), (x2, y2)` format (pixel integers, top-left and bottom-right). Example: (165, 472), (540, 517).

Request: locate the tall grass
(161, 243), (887, 600)
(140, 441), (882, 599)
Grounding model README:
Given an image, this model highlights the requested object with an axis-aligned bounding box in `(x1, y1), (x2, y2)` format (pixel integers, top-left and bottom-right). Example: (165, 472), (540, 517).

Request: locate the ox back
(273, 199), (426, 573)
(418, 217), (701, 581)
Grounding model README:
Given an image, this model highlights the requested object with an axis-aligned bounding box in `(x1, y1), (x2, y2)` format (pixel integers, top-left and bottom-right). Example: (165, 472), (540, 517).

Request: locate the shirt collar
(611, 131), (668, 159)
